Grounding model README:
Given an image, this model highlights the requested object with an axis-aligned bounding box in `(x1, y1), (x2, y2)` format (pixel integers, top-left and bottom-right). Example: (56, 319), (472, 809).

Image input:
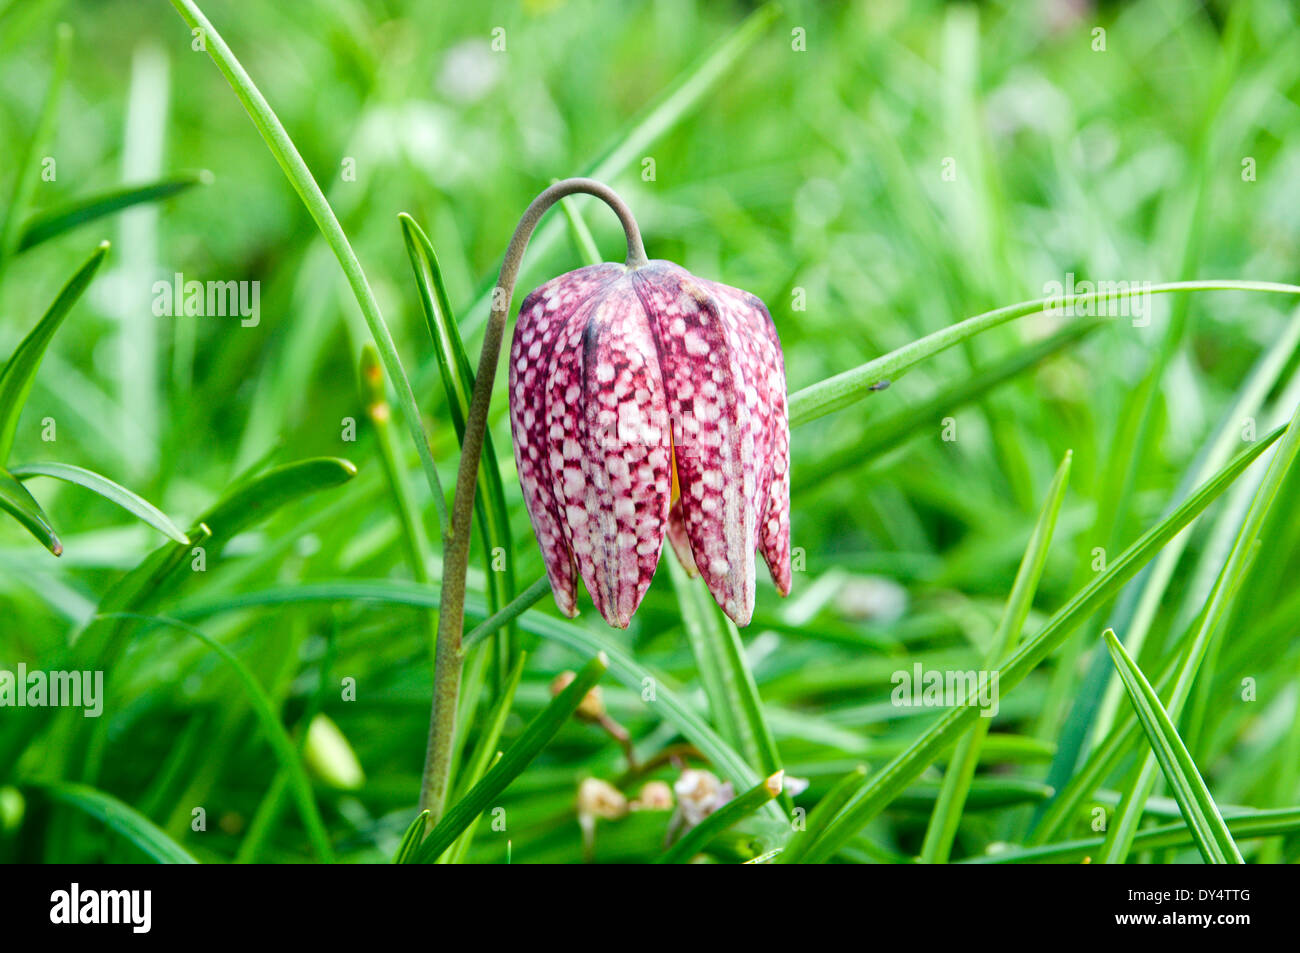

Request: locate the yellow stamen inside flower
(669, 430), (680, 505)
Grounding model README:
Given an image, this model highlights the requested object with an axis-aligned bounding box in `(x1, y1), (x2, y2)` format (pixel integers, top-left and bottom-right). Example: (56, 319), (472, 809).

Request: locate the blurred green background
(2, 0), (1300, 863)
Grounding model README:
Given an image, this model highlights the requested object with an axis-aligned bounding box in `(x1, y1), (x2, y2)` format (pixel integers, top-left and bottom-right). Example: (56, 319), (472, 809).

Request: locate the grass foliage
(2, 0), (1300, 864)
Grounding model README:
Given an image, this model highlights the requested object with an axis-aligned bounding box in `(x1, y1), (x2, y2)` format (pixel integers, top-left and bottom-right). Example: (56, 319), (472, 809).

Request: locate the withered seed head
(550, 669), (606, 721)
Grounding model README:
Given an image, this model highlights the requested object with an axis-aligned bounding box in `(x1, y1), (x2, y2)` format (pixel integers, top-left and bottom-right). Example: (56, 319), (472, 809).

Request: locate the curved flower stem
(419, 178), (647, 822)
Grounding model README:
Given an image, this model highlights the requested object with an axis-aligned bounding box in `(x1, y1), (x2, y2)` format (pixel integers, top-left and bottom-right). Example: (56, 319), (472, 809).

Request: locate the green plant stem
(464, 574), (551, 649)
(417, 178), (647, 823)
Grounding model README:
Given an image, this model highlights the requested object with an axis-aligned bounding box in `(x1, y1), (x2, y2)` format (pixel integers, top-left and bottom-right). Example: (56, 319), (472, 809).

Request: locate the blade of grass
(0, 242), (109, 463)
(0, 468), (61, 555)
(16, 171), (210, 253)
(657, 771), (784, 863)
(1099, 393), (1300, 861)
(1102, 628), (1243, 863)
(787, 281), (1300, 427)
(464, 575), (551, 649)
(392, 810), (431, 864)
(0, 23), (71, 266)
(667, 555), (787, 810)
(11, 461), (189, 543)
(802, 324), (1098, 484)
(99, 612), (335, 863)
(171, 580), (776, 815)
(796, 427), (1283, 863)
(1095, 309), (1300, 739)
(98, 457), (357, 619)
(30, 781), (197, 864)
(413, 653), (607, 863)
(168, 0), (448, 533)
(963, 807), (1300, 864)
(668, 555), (746, 756)
(1029, 608), (1204, 845)
(399, 213), (516, 673)
(442, 652), (528, 864)
(778, 764), (866, 864)
(359, 345), (437, 668)
(1040, 310), (1300, 826)
(919, 449), (1072, 863)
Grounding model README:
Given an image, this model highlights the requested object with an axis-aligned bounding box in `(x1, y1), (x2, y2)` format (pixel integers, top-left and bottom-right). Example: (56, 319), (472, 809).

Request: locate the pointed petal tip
(721, 597), (753, 628)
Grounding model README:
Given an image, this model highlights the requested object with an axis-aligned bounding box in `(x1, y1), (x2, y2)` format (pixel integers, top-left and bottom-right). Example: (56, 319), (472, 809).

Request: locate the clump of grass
(3, 0), (1300, 866)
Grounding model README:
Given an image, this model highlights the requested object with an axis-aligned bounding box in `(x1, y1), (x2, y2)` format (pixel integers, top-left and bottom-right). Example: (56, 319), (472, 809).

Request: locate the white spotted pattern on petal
(635, 262), (759, 625)
(705, 281), (791, 597)
(509, 264), (624, 616)
(507, 257), (793, 630)
(546, 284), (672, 628)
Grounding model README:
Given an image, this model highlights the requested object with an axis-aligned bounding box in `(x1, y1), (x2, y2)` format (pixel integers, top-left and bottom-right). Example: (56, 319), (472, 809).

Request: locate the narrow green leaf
(0, 468), (61, 554)
(0, 23), (71, 264)
(1102, 629), (1242, 863)
(392, 810), (431, 864)
(171, 580), (775, 817)
(666, 553), (791, 810)
(168, 0), (448, 532)
(399, 212), (516, 663)
(191, 456), (358, 545)
(920, 449), (1072, 864)
(32, 781), (198, 864)
(414, 653), (608, 863)
(897, 777), (1054, 813)
(559, 192), (603, 266)
(12, 461), (190, 543)
(0, 242), (109, 462)
(802, 324), (1097, 483)
(16, 171), (211, 253)
(964, 807), (1300, 864)
(779, 764), (867, 864)
(1101, 393), (1300, 861)
(657, 771), (784, 863)
(83, 457), (356, 675)
(668, 555), (746, 755)
(788, 281), (1300, 427)
(1031, 595), (1209, 845)
(441, 652), (528, 864)
(99, 612), (335, 863)
(798, 427), (1283, 863)
(1043, 310), (1300, 819)
(464, 575), (551, 649)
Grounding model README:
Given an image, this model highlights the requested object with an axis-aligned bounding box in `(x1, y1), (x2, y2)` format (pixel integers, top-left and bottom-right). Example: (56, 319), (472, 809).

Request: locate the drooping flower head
(509, 259), (791, 628)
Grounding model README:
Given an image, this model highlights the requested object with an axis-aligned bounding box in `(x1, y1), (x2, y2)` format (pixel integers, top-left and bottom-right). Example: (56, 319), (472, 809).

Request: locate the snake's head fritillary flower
(508, 259), (791, 629)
